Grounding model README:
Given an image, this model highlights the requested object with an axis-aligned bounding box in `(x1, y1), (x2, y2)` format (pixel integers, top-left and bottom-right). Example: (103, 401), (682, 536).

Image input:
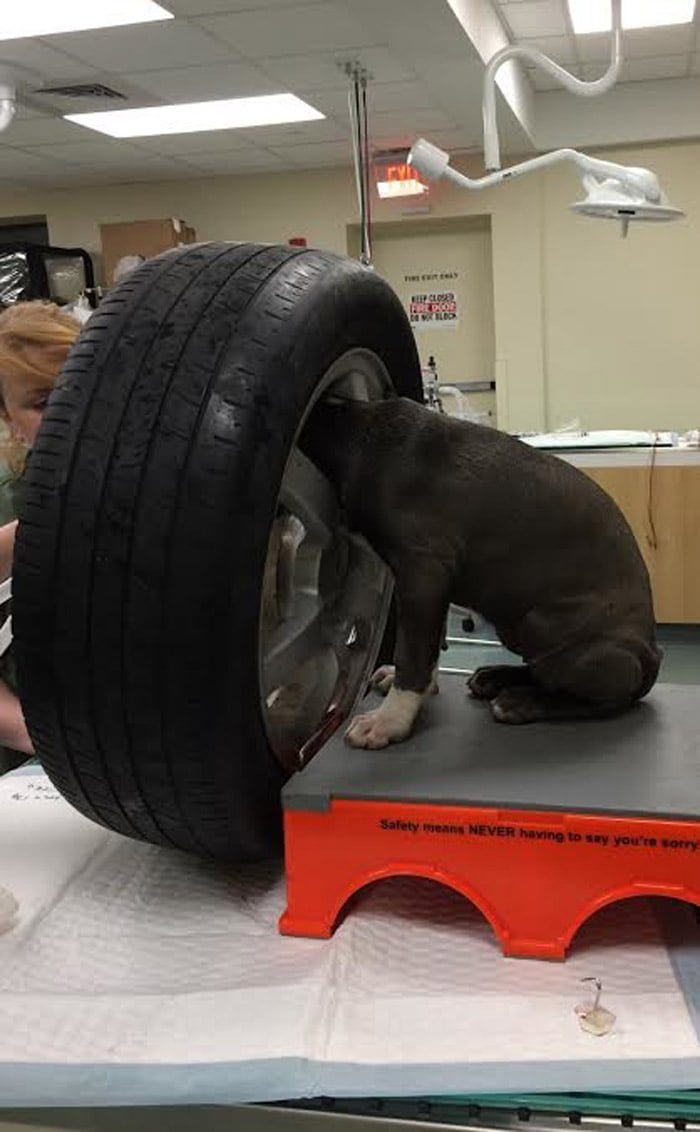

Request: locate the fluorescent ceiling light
(376, 178), (428, 199)
(568, 0), (695, 34)
(0, 0), (173, 40)
(66, 94), (325, 138)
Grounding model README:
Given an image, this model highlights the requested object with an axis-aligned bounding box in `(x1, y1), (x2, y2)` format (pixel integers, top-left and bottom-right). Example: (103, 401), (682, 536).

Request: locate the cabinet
(99, 218), (196, 286)
(562, 453), (700, 624)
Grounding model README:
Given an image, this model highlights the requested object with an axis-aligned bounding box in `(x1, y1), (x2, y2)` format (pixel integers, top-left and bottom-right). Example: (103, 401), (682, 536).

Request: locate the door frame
(346, 215), (501, 423)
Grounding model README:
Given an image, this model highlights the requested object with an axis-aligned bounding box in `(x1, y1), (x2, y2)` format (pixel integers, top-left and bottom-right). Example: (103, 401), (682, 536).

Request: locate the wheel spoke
(263, 593), (326, 693)
(279, 448), (338, 547)
(325, 533), (393, 675)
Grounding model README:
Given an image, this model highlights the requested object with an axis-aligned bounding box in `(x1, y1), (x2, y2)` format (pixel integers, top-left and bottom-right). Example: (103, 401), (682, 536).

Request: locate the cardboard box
(100, 218), (197, 285)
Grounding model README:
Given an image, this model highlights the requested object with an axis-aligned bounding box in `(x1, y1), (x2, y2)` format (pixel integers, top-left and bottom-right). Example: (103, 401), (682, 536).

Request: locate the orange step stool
(280, 678), (700, 960)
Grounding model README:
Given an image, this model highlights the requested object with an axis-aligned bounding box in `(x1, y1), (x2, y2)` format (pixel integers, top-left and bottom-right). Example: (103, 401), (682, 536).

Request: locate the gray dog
(301, 397), (661, 750)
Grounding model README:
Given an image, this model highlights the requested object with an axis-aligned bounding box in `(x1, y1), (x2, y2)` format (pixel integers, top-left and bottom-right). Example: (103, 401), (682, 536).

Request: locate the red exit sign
(384, 163), (415, 182)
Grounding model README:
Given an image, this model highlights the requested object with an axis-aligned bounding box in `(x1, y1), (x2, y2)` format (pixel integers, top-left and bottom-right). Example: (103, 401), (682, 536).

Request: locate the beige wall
(541, 142), (699, 432)
(0, 138), (695, 433)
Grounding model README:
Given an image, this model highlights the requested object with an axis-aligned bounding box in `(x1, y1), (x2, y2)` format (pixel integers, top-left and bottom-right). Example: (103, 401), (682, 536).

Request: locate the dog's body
(301, 397), (661, 749)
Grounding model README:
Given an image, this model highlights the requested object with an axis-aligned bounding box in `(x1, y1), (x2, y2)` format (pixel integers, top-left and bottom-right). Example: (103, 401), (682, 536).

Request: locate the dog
(300, 396), (661, 751)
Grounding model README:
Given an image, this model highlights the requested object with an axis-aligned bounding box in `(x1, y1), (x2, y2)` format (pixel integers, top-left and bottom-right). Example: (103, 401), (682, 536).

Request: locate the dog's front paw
(370, 664), (396, 694)
(345, 708), (413, 749)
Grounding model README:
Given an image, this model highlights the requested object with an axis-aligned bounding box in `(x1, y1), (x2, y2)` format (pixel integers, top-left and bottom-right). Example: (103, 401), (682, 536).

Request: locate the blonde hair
(0, 301), (81, 474)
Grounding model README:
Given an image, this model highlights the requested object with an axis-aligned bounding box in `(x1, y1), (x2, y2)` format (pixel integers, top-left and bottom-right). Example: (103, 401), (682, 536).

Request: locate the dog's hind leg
(490, 684), (592, 723)
(346, 568), (448, 749)
(491, 640), (656, 724)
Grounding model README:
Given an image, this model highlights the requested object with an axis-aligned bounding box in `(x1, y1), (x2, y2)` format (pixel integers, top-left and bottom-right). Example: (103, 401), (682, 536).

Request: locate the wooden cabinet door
(582, 465), (700, 624)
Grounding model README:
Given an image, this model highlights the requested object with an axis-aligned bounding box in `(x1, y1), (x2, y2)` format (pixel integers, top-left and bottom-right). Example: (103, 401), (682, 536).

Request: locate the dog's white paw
(370, 665), (396, 694)
(345, 708), (412, 749)
(346, 686), (423, 749)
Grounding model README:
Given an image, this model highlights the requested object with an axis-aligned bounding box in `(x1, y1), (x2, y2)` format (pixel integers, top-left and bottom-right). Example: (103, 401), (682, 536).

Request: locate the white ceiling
(496, 0), (700, 87)
(0, 0), (697, 189)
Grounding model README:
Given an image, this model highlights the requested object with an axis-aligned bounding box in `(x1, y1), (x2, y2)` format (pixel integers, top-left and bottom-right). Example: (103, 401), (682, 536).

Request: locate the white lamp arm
(410, 139), (661, 202)
(482, 0), (622, 170)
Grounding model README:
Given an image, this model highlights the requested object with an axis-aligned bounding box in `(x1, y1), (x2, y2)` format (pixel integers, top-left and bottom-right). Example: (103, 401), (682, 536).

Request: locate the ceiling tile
(236, 116), (347, 145)
(621, 24), (695, 58)
(0, 115), (89, 146)
(121, 61), (279, 102)
(0, 39), (101, 85)
(165, 0), (312, 11)
(528, 62), (582, 88)
(256, 47), (414, 90)
(183, 147), (288, 171)
(49, 21), (235, 74)
(106, 156), (197, 178)
(577, 24), (695, 61)
(13, 103), (48, 120)
(423, 128), (481, 153)
(573, 31), (618, 62)
(371, 107), (457, 139)
(197, 3), (377, 58)
(269, 139), (353, 165)
(310, 79), (435, 117)
(81, 159), (202, 183)
(135, 128), (257, 155)
(21, 138), (171, 166)
(516, 34), (578, 64)
(500, 1), (569, 39)
(0, 147), (75, 175)
(624, 53), (690, 80)
(113, 156), (199, 178)
(582, 54), (690, 82)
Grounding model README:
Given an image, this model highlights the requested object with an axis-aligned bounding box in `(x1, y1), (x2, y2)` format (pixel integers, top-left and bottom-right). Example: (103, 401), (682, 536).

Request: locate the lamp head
(571, 171), (684, 237)
(408, 138), (450, 182)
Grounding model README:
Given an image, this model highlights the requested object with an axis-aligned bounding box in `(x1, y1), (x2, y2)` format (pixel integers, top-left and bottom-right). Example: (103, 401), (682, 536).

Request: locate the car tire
(14, 242), (422, 862)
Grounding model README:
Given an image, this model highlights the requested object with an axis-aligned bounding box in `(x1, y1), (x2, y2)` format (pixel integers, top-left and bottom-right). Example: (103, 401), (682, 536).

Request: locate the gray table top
(283, 677), (700, 820)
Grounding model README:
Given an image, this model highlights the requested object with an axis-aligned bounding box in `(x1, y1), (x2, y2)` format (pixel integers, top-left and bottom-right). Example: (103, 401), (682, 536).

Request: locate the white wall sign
(403, 271), (460, 283)
(404, 270), (460, 331)
(409, 289), (459, 330)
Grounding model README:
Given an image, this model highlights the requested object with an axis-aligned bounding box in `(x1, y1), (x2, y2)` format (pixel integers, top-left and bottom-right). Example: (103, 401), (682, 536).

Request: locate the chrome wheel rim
(260, 349), (394, 771)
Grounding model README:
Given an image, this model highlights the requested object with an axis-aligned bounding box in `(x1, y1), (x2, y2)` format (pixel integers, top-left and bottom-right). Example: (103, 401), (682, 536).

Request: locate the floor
(441, 608), (700, 686)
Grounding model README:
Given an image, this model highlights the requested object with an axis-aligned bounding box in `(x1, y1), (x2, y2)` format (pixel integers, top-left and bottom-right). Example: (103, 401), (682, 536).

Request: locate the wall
(541, 142), (699, 431)
(0, 137), (695, 433)
(0, 154), (544, 432)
